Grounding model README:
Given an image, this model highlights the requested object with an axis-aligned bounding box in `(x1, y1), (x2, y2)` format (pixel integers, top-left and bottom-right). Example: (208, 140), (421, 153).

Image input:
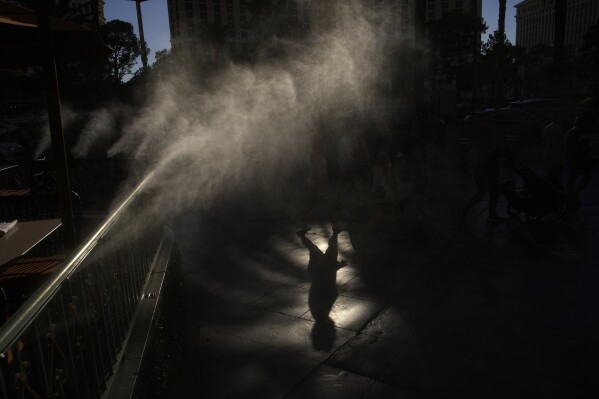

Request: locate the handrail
(0, 171), (155, 356)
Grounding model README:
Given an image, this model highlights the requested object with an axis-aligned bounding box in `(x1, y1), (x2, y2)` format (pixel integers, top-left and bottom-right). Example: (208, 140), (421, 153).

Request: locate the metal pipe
(135, 0), (149, 71)
(36, 0), (77, 249)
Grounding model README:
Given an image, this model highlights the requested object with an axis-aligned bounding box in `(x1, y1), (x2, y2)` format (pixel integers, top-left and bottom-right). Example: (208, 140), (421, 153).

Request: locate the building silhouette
(425, 0), (482, 21)
(167, 0), (314, 62)
(3, 0), (105, 27)
(515, 0), (599, 55)
(167, 0), (424, 63)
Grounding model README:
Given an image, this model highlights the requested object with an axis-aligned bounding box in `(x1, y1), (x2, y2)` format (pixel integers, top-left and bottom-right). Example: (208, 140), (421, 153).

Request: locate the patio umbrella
(0, 1), (112, 249)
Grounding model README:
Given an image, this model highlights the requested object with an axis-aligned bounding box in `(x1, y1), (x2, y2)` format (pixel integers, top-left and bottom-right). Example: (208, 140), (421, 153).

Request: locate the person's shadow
(297, 227), (347, 351)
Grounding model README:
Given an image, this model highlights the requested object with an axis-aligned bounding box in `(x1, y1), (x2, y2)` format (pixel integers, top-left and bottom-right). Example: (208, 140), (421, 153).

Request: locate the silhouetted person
(297, 226), (347, 351)
(566, 115), (596, 200)
(459, 128), (504, 222)
(361, 134), (402, 240)
(336, 122), (371, 204)
(407, 115), (433, 217)
(542, 112), (567, 188)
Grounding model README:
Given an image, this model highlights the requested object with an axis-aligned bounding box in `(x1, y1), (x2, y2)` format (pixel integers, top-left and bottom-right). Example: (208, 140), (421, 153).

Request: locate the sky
(483, 0), (519, 43)
(104, 0), (171, 66)
(104, 0), (519, 73)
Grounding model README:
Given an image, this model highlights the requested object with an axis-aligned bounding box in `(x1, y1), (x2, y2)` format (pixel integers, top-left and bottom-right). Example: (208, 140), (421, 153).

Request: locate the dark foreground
(168, 134), (599, 398)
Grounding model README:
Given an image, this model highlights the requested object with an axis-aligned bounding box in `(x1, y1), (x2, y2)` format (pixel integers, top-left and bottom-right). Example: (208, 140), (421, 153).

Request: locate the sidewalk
(173, 157), (599, 398)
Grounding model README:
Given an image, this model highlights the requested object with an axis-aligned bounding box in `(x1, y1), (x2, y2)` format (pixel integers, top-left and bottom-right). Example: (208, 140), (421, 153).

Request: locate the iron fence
(0, 172), (168, 398)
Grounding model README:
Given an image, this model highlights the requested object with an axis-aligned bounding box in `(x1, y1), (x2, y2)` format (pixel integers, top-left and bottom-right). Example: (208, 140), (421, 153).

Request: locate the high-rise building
(515, 0), (599, 55)
(67, 0), (106, 27)
(168, 0), (313, 62)
(167, 0), (420, 62)
(425, 0), (482, 22)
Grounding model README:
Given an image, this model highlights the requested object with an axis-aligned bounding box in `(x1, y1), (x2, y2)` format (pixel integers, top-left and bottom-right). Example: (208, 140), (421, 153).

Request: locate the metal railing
(0, 159), (137, 213)
(0, 172), (168, 398)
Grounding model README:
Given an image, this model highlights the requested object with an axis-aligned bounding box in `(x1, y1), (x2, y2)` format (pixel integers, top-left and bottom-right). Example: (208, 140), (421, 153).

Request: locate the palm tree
(498, 0), (506, 42)
(495, 0), (507, 103)
(553, 0), (567, 93)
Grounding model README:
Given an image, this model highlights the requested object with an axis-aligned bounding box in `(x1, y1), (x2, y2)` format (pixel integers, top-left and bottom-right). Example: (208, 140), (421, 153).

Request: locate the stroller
(500, 162), (578, 223)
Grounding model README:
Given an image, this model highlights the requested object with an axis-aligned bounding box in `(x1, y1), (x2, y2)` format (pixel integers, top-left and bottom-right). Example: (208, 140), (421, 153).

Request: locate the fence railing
(0, 172), (170, 398)
(0, 159), (138, 213)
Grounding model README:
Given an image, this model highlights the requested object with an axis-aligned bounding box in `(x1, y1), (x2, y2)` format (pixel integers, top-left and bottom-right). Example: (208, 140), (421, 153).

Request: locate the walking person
(300, 134), (337, 225)
(459, 128), (505, 222)
(359, 134), (403, 240)
(542, 111), (567, 188)
(566, 115), (597, 201)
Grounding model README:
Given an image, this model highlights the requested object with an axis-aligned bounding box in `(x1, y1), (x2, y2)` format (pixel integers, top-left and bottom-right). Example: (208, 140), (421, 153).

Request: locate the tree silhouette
(427, 11), (487, 98)
(99, 20), (141, 84)
(495, 0), (507, 102)
(483, 31), (525, 101)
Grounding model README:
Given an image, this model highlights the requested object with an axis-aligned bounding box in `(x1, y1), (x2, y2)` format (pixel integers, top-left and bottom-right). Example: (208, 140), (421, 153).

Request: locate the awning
(0, 1), (112, 68)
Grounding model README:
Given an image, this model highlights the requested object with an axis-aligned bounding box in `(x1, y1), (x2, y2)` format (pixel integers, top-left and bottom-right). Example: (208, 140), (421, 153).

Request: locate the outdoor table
(0, 219), (62, 270)
(0, 189), (30, 197)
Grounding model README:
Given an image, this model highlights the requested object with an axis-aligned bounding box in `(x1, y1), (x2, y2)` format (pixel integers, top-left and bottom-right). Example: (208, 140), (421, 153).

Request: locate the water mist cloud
(72, 107), (119, 159)
(76, 2), (396, 225)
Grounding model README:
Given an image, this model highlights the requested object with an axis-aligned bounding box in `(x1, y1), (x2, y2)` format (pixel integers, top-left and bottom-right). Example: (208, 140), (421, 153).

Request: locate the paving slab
(497, 326), (599, 390)
(284, 364), (374, 399)
(327, 333), (406, 379)
(380, 343), (496, 398)
(173, 155), (599, 398)
(184, 327), (319, 399)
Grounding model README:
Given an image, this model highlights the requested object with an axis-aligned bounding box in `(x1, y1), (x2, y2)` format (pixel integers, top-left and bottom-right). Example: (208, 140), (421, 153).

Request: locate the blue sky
(104, 0), (171, 65)
(105, 0), (519, 72)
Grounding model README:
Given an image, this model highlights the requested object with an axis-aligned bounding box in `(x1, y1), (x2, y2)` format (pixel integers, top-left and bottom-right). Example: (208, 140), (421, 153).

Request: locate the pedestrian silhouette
(459, 127), (505, 222)
(542, 112), (567, 188)
(300, 135), (336, 224)
(566, 115), (597, 200)
(296, 226), (347, 351)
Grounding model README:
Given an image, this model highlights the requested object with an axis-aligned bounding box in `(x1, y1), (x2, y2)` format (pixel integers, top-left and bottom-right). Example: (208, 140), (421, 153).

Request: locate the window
(199, 1), (208, 20)
(240, 4), (247, 22)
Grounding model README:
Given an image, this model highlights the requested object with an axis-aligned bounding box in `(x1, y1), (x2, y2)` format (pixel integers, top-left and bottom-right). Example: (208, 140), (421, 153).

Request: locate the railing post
(35, 0), (77, 250)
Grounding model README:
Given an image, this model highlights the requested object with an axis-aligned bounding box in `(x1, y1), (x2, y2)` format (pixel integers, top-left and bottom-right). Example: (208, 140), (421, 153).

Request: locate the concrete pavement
(172, 139), (599, 398)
